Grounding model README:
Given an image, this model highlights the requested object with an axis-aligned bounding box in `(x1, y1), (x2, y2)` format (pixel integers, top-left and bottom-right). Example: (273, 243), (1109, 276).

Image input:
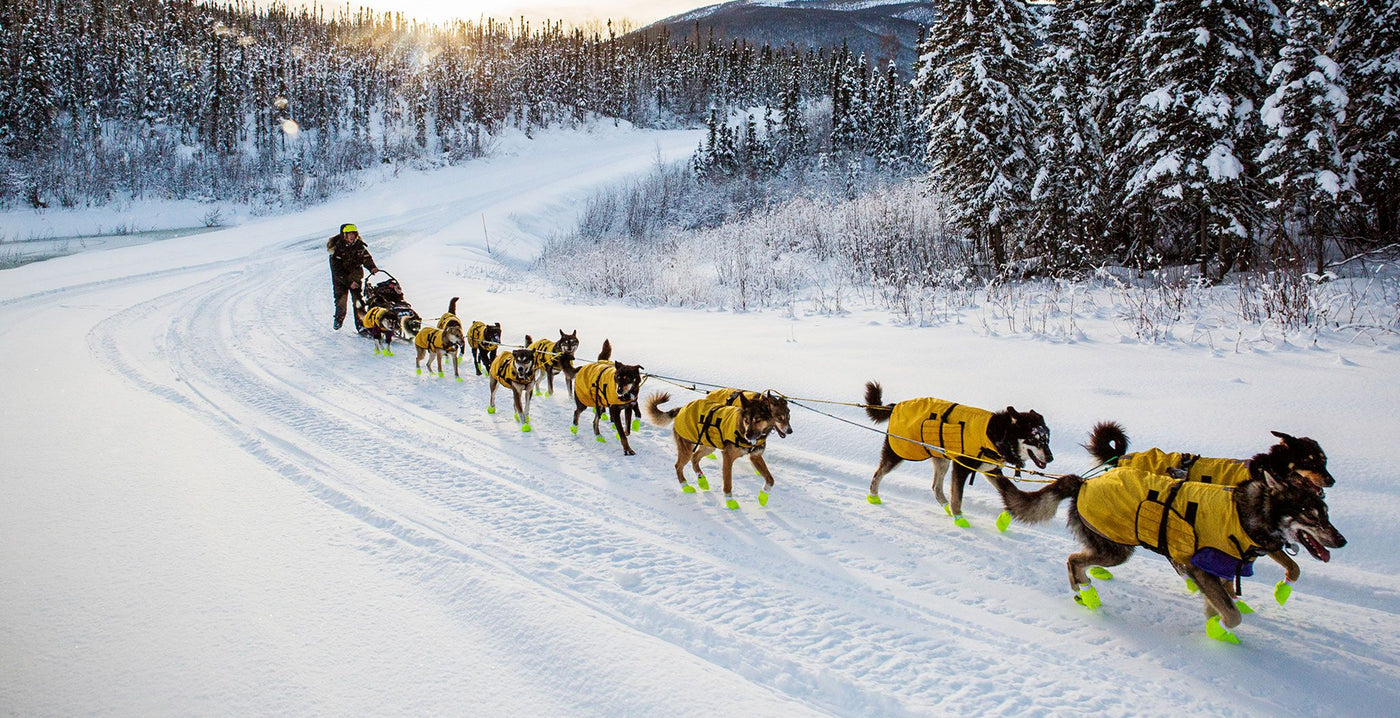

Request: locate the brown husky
(488, 336), (540, 432)
(571, 340), (644, 455)
(644, 390), (792, 509)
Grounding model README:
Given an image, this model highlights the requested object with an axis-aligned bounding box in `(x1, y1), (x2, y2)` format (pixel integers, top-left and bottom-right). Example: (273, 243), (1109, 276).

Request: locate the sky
(302, 0), (710, 26)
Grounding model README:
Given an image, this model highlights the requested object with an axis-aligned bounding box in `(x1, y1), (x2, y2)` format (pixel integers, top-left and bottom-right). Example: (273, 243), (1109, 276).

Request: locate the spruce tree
(917, 0), (1042, 270)
(1121, 0), (1281, 279)
(1338, 0), (1400, 245)
(1259, 0), (1353, 272)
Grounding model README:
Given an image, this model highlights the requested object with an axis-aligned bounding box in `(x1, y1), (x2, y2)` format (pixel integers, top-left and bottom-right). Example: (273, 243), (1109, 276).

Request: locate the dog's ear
(1006, 407), (1018, 424)
(525, 334), (533, 345)
(1271, 430), (1297, 445)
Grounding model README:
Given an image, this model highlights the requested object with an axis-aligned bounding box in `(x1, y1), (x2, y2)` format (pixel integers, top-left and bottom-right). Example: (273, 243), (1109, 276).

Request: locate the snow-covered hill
(3, 125), (1399, 716)
(638, 0), (935, 69)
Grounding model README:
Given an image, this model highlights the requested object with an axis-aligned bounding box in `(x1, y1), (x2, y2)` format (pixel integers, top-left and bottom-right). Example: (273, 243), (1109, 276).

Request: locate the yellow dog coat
(437, 312), (462, 332)
(489, 352), (532, 387)
(887, 398), (1001, 464)
(529, 338), (563, 371)
(363, 306), (391, 329)
(674, 400), (755, 450)
(574, 361), (626, 408)
(1118, 449), (1250, 486)
(1077, 467), (1263, 578)
(414, 327), (448, 352)
(467, 321), (498, 351)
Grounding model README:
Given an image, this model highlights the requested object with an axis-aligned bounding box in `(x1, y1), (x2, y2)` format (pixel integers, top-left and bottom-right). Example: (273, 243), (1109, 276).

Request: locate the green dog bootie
(706, 453), (717, 460)
(487, 406), (496, 415)
(1088, 567), (1114, 581)
(1075, 585), (1102, 610)
(725, 498), (740, 510)
(1274, 580), (1293, 606)
(996, 511), (1012, 532)
(867, 494), (883, 505)
(632, 418), (641, 431)
(951, 513), (971, 529)
(520, 423), (532, 433)
(1236, 599), (1254, 615)
(570, 425), (578, 434)
(456, 376), (464, 382)
(1184, 577), (1199, 594)
(416, 368), (422, 375)
(696, 474), (710, 491)
(437, 371), (444, 378)
(595, 435), (607, 443)
(758, 490), (770, 507)
(1206, 615), (1240, 644)
(681, 484), (696, 494)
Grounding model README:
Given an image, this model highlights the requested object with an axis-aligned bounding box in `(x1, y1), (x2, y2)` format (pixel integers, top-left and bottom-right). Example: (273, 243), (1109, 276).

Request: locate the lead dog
(988, 466), (1345, 642)
(645, 389), (792, 509)
(572, 339), (644, 455)
(1086, 421), (1334, 596)
(488, 336), (540, 431)
(862, 381), (1053, 528)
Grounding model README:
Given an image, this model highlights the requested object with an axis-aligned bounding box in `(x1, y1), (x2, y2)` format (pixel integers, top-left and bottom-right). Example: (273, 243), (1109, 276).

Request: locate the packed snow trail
(4, 127), (1400, 716)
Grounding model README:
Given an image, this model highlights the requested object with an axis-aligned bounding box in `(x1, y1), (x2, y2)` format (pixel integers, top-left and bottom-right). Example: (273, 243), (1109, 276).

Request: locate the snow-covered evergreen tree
(1121, 0), (1281, 279)
(917, 0), (1042, 269)
(1030, 0), (1105, 267)
(1259, 0), (1354, 272)
(1338, 0), (1400, 245)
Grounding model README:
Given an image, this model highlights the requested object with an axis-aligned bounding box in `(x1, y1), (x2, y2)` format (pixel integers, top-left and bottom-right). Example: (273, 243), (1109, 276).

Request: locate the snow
(1205, 141), (1244, 181)
(4, 125), (1400, 716)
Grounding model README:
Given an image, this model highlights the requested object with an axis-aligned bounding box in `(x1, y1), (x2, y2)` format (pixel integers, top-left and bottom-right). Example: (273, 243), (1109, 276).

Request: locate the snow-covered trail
(4, 127), (1400, 716)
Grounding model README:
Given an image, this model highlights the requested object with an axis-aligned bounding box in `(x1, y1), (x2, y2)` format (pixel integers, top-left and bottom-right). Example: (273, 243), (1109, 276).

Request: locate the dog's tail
(598, 339), (612, 361)
(1084, 421), (1129, 465)
(644, 392), (680, 426)
(987, 474), (1085, 524)
(448, 296), (459, 315)
(863, 381), (894, 424)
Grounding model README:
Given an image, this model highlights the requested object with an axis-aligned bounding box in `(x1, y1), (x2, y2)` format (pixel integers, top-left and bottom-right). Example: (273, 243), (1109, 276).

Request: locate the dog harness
(529, 338), (563, 372)
(574, 361), (627, 408)
(489, 352), (532, 387)
(467, 321), (498, 351)
(1077, 467), (1263, 579)
(1118, 449), (1250, 486)
(674, 399), (756, 451)
(887, 398), (1001, 465)
(414, 327), (449, 352)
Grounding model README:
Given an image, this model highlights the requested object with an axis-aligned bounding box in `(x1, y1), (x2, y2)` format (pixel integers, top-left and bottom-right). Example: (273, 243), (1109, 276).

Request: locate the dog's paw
(1184, 577), (1199, 594)
(1088, 567), (1114, 581)
(487, 406), (497, 415)
(681, 483), (697, 494)
(520, 423), (532, 433)
(1206, 615), (1240, 644)
(595, 435), (606, 443)
(1235, 599), (1254, 615)
(631, 418), (641, 431)
(725, 498), (740, 510)
(570, 425), (579, 435)
(1075, 585), (1102, 610)
(696, 474), (710, 491)
(1274, 580), (1293, 606)
(758, 490), (770, 507)
(952, 514), (971, 529)
(705, 453), (717, 461)
(996, 511), (1012, 533)
(456, 376), (464, 382)
(416, 368), (422, 375)
(866, 494), (883, 505)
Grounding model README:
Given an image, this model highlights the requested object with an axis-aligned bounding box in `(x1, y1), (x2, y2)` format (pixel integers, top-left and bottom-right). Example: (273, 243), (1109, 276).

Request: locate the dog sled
(360, 269), (421, 341)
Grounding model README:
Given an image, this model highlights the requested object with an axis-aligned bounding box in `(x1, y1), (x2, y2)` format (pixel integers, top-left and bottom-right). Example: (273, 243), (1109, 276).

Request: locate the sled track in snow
(82, 237), (1400, 714)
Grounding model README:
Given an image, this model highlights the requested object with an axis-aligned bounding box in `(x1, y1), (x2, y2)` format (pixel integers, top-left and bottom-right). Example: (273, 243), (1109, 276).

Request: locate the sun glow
(289, 0), (703, 26)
